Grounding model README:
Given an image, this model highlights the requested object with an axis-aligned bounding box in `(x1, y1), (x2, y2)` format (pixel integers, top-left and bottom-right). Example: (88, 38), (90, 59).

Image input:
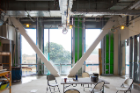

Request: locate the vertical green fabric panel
(74, 17), (83, 63)
(106, 65), (109, 74)
(105, 34), (109, 74)
(106, 35), (109, 63)
(79, 18), (83, 59)
(75, 17), (78, 63)
(105, 33), (114, 75)
(110, 34), (114, 73)
(110, 65), (113, 74)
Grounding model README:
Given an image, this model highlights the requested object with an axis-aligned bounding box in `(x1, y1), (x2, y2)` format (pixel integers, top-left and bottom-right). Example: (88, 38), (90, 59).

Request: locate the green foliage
(44, 42), (71, 64)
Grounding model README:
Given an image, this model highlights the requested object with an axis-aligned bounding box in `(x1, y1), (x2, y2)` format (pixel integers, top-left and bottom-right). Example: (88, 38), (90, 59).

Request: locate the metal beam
(20, 18), (109, 22)
(20, 18), (108, 29)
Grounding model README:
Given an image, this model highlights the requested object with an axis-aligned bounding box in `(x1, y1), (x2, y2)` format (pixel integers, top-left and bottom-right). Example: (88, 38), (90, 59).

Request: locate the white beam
(10, 17), (60, 77)
(68, 16), (120, 77)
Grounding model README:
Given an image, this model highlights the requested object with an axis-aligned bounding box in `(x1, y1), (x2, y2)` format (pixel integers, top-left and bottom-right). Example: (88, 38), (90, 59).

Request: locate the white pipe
(10, 17), (60, 77)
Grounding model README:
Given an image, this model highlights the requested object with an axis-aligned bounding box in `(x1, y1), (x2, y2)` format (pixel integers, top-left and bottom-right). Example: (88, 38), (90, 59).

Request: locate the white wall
(119, 16), (140, 41)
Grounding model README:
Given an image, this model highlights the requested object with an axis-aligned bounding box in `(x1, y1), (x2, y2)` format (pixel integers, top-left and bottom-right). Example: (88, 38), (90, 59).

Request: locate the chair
(82, 72), (90, 91)
(64, 89), (80, 93)
(82, 72), (90, 77)
(90, 81), (105, 93)
(116, 78), (133, 93)
(46, 74), (60, 93)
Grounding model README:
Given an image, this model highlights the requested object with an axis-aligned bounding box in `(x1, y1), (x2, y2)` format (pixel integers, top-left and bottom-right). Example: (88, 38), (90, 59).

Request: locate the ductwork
(59, 0), (73, 33)
(72, 10), (140, 15)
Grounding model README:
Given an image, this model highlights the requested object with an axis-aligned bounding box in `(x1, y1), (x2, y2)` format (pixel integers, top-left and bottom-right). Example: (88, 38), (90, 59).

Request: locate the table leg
(63, 84), (65, 93)
(10, 72), (11, 93)
(102, 85), (104, 93)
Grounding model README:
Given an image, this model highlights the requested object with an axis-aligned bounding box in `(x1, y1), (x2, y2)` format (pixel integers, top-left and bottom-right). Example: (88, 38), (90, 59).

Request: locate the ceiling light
(120, 25), (125, 30)
(26, 24), (29, 28)
(69, 25), (73, 29)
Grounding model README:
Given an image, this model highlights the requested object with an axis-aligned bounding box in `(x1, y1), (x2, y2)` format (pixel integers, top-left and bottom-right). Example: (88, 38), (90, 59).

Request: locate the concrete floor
(2, 76), (140, 93)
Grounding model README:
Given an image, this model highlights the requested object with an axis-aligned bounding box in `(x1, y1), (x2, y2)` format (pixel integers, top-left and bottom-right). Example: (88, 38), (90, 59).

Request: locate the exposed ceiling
(0, 0), (140, 17)
(1, 0), (140, 30)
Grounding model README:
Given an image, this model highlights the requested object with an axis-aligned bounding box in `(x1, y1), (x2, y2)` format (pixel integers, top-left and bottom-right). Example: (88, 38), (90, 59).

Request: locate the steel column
(118, 30), (122, 75)
(82, 17), (85, 72)
(129, 37), (133, 79)
(138, 34), (140, 83)
(134, 35), (138, 82)
(36, 17), (44, 75)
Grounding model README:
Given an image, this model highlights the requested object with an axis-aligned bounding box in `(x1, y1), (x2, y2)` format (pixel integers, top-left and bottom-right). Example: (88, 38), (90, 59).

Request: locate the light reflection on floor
(22, 76), (37, 84)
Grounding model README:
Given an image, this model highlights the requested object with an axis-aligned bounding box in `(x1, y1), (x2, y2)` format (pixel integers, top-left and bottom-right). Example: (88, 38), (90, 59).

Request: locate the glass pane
(126, 65), (129, 75)
(137, 37), (139, 63)
(49, 29), (71, 64)
(21, 29), (36, 76)
(44, 29), (71, 75)
(85, 29), (101, 74)
(85, 29), (101, 64)
(85, 65), (99, 74)
(125, 39), (130, 75)
(61, 65), (71, 75)
(44, 29), (48, 59)
(22, 65), (36, 76)
(55, 65), (60, 73)
(126, 41), (130, 64)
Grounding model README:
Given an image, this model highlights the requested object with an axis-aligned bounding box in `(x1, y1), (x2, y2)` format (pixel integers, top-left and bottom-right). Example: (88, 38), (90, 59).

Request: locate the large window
(44, 29), (71, 75)
(125, 40), (130, 75)
(85, 29), (101, 74)
(21, 29), (36, 76)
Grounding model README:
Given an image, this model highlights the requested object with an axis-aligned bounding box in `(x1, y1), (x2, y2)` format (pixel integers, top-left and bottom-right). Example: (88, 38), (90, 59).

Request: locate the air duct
(72, 10), (140, 15)
(59, 0), (73, 34)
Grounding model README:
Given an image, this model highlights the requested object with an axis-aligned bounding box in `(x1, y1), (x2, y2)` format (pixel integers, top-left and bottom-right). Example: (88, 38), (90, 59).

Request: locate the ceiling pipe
(20, 18), (109, 22)
(59, 0), (73, 34)
(72, 10), (140, 15)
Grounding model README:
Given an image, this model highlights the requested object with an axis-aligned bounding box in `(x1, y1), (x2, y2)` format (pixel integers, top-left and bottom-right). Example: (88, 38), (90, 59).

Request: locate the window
(44, 29), (71, 75)
(21, 29), (36, 76)
(125, 39), (129, 75)
(85, 29), (101, 74)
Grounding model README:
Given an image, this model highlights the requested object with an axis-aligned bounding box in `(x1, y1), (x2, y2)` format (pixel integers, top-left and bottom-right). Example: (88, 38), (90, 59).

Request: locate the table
(0, 71), (11, 93)
(61, 78), (109, 93)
